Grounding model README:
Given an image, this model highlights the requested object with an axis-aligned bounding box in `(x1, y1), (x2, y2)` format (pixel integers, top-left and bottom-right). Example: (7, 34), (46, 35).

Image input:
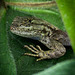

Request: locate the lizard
(10, 16), (71, 61)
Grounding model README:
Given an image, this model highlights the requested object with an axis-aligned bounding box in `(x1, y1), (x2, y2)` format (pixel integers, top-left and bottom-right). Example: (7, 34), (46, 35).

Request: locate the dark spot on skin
(19, 24), (22, 26)
(29, 19), (31, 23)
(48, 32), (51, 37)
(42, 28), (47, 33)
(28, 23), (31, 25)
(44, 40), (47, 42)
(27, 29), (29, 30)
(47, 54), (50, 56)
(12, 23), (18, 27)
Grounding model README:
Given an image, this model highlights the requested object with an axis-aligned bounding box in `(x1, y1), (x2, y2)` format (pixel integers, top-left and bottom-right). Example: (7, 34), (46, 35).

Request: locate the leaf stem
(5, 1), (56, 7)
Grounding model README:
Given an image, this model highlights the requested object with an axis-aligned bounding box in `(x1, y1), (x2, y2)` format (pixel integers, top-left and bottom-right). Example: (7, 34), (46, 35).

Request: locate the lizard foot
(23, 44), (66, 61)
(24, 45), (45, 61)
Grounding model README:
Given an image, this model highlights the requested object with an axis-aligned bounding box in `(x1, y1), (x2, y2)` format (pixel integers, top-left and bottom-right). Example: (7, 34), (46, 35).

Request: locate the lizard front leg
(24, 45), (66, 61)
(24, 45), (45, 61)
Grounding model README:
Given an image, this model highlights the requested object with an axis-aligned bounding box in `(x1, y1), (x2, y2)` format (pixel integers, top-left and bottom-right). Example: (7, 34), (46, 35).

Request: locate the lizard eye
(29, 19), (31, 23)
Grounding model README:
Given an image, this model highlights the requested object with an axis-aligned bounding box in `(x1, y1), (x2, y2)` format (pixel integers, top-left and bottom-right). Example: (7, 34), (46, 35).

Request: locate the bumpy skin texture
(10, 16), (70, 61)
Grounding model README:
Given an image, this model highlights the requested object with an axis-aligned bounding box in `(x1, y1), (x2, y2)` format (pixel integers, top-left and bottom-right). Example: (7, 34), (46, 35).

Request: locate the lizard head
(10, 16), (52, 39)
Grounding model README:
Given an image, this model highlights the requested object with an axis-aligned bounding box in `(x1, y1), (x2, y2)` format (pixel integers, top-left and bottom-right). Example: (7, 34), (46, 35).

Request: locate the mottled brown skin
(10, 16), (70, 61)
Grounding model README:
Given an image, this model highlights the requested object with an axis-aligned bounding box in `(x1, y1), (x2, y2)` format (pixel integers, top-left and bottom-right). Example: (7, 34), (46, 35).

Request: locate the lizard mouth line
(10, 29), (42, 40)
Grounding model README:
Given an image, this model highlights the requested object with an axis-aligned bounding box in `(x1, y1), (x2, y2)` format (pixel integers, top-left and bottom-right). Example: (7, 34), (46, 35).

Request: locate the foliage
(0, 0), (74, 75)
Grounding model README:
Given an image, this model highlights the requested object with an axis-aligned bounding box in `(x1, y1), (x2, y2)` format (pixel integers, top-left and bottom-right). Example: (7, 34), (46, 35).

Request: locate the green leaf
(34, 59), (75, 75)
(0, 8), (17, 75)
(56, 0), (75, 53)
(0, 0), (74, 75)
(6, 8), (73, 75)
